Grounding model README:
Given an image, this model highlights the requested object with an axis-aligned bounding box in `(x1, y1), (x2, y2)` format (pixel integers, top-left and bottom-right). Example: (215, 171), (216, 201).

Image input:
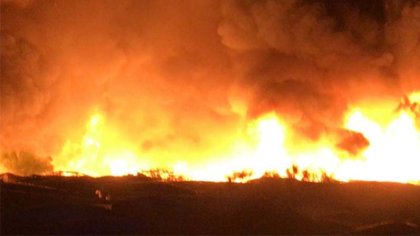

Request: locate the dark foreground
(1, 174), (420, 235)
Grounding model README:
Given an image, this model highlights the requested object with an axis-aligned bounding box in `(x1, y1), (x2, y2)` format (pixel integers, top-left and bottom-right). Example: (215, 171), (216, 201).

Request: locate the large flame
(53, 112), (150, 177)
(50, 92), (419, 184)
(339, 108), (420, 183)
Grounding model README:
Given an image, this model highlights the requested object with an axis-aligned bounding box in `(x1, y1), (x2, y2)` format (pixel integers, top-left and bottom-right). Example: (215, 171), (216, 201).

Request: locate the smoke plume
(1, 0), (419, 174)
(0, 151), (53, 175)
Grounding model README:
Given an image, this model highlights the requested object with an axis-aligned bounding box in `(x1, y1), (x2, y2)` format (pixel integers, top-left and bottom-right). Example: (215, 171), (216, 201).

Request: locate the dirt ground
(2, 174), (420, 234)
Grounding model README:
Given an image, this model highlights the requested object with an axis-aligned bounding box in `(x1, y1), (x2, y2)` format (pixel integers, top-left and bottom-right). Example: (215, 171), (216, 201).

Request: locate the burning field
(1, 0), (420, 234)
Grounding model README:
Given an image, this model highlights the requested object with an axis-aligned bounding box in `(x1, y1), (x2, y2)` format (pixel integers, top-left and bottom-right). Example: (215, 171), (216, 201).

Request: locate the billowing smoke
(219, 0), (419, 134)
(218, 0), (420, 151)
(1, 0), (237, 170)
(0, 151), (53, 175)
(1, 0), (419, 174)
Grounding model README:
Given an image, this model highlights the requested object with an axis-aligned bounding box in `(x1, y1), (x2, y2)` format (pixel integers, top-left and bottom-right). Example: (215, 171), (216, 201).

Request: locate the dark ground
(1, 174), (420, 235)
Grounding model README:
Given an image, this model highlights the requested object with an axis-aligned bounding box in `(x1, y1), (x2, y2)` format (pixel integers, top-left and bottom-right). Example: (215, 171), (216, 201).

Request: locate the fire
(339, 108), (420, 183)
(108, 158), (139, 176)
(245, 112), (288, 178)
(49, 93), (419, 184)
(53, 112), (149, 177)
(3, 0), (420, 188)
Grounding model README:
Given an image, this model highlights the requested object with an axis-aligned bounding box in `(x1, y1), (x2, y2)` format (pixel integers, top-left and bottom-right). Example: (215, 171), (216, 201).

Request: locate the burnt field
(1, 174), (420, 235)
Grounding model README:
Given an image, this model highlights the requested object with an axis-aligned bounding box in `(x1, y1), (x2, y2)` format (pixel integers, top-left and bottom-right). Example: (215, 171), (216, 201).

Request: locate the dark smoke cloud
(1, 0), (419, 173)
(218, 0), (420, 140)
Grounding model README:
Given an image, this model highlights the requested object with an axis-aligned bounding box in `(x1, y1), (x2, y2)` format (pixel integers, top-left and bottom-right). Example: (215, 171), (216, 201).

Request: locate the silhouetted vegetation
(226, 170), (254, 182)
(141, 168), (185, 182)
(286, 165), (299, 179)
(286, 165), (335, 183)
(262, 171), (280, 179)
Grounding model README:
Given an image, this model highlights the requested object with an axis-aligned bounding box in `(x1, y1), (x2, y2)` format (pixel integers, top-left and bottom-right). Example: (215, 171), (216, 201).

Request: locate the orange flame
(339, 108), (420, 183)
(52, 92), (420, 184)
(53, 112), (150, 177)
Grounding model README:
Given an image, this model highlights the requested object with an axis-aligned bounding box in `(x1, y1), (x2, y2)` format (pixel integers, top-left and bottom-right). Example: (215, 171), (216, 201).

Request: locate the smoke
(218, 0), (420, 142)
(1, 0), (238, 170)
(0, 0), (35, 8)
(0, 151), (53, 175)
(1, 0), (419, 174)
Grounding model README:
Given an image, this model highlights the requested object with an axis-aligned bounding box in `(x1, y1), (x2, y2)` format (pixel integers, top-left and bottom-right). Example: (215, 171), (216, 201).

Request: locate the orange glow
(3, 0), (420, 189)
(53, 112), (149, 177)
(339, 108), (420, 183)
(49, 92), (420, 184)
(409, 91), (420, 102)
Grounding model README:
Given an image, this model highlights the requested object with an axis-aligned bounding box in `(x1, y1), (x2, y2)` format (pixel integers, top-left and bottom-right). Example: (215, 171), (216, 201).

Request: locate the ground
(1, 174), (420, 234)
